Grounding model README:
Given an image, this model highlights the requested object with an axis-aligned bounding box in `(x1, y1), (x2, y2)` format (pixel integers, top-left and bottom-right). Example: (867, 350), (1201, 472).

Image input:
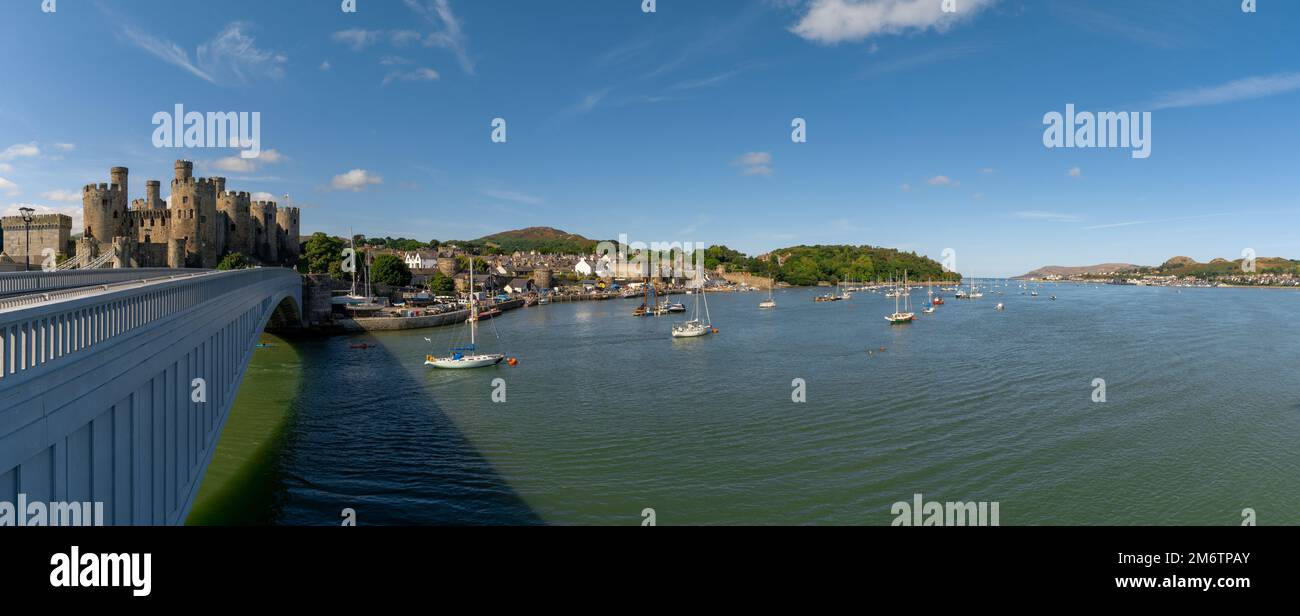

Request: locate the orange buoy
(712, 328), (719, 333)
(507, 357), (519, 366)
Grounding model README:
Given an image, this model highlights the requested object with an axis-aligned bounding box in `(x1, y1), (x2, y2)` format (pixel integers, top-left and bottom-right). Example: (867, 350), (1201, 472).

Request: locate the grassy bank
(186, 333), (301, 525)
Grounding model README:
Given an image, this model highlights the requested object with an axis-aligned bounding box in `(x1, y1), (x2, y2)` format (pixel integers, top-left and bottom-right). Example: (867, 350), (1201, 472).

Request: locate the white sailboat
(672, 274), (714, 338)
(759, 277), (776, 308)
(426, 255), (506, 369)
(886, 271), (916, 324)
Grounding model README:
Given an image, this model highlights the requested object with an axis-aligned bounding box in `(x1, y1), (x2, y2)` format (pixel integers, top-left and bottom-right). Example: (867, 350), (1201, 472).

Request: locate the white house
(574, 258), (594, 276)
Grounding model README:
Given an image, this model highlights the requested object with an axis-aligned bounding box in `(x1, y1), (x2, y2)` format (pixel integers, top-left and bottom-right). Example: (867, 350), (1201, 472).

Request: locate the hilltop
(476, 227), (600, 255)
(1014, 263), (1142, 279)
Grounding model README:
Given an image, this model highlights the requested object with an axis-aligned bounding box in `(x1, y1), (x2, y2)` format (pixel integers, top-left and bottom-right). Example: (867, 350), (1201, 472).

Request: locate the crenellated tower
(250, 200), (278, 263)
(168, 160), (219, 268)
(275, 206), (300, 263)
(217, 189), (253, 258)
(83, 167), (129, 242)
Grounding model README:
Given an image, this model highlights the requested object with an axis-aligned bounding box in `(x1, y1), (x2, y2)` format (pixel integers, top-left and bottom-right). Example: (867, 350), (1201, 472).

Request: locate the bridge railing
(0, 267), (301, 385)
(0, 268), (194, 296)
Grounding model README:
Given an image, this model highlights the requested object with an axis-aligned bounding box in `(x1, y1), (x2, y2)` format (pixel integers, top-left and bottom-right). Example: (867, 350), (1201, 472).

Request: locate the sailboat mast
(469, 254), (477, 345)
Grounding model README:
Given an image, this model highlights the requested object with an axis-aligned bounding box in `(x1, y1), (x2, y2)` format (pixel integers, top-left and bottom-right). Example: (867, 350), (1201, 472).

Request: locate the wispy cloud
(0, 178), (19, 196)
(1053, 2), (1183, 49)
(1013, 210), (1081, 222)
(109, 10), (286, 86)
(1083, 213), (1229, 230)
(1146, 72), (1300, 110)
(859, 44), (988, 77)
(383, 67), (441, 85)
(0, 142), (40, 161)
(563, 88), (613, 116)
(791, 0), (997, 44)
(405, 0), (476, 75)
(926, 175), (959, 187)
(1067, 166), (1082, 177)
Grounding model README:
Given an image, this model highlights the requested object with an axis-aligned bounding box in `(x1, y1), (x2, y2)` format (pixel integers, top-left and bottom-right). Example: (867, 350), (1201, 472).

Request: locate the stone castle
(77, 161), (299, 268)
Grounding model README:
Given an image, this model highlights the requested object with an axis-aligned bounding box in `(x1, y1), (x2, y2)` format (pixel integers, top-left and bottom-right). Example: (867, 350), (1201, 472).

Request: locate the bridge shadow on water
(271, 335), (543, 526)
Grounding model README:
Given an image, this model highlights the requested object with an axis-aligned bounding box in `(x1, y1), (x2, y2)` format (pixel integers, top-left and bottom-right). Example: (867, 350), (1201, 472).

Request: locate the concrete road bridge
(0, 268), (302, 525)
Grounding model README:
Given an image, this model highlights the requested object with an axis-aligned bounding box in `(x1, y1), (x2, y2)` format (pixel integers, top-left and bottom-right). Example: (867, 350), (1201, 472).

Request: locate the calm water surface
(269, 284), (1300, 525)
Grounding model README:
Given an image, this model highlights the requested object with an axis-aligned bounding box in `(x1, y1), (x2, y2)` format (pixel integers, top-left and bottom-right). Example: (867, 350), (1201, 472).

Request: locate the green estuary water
(212, 284), (1300, 525)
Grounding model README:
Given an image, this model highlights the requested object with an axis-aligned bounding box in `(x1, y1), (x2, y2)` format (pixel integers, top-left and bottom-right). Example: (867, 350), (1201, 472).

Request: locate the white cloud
(1, 142), (40, 161)
(251, 192), (277, 202)
(210, 149), (284, 174)
(791, 0), (997, 44)
(0, 163), (11, 174)
(926, 175), (959, 186)
(1067, 166), (1083, 177)
(41, 189), (81, 202)
(1147, 72), (1300, 110)
(319, 61), (332, 71)
(0, 178), (19, 196)
(382, 67), (440, 85)
(734, 151), (774, 176)
(4, 203), (82, 232)
(52, 143), (75, 152)
(330, 169), (383, 192)
(482, 189), (544, 205)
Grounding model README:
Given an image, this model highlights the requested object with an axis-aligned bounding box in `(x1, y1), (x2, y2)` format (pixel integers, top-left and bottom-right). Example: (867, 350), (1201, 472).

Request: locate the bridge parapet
(0, 268), (196, 297)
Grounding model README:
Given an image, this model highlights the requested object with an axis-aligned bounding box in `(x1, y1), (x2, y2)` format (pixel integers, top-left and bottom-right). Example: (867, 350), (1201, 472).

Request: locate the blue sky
(1, 0), (1298, 276)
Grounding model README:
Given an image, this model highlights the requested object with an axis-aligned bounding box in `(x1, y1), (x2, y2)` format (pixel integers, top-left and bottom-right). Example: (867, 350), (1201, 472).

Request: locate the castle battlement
(85, 182), (124, 194)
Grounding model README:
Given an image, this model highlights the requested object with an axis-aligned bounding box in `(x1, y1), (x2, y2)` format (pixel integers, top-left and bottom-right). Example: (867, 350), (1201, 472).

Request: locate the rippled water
(271, 284), (1300, 525)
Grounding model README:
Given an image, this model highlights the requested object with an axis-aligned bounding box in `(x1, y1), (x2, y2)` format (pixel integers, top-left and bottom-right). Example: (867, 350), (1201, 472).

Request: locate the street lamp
(18, 207), (34, 272)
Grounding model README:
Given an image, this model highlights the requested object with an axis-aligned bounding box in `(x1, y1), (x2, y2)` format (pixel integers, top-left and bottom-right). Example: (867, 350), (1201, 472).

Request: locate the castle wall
(1, 214), (72, 269)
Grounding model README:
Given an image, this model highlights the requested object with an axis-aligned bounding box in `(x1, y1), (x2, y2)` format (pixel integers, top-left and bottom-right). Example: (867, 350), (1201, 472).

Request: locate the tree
(429, 271), (456, 296)
(217, 252), (249, 270)
(303, 232), (346, 275)
(371, 254), (412, 287)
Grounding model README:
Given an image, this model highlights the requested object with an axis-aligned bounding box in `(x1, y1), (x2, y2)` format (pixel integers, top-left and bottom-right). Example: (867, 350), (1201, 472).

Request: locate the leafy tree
(428, 271), (456, 296)
(217, 252), (249, 270)
(370, 254), (412, 287)
(303, 232), (346, 275)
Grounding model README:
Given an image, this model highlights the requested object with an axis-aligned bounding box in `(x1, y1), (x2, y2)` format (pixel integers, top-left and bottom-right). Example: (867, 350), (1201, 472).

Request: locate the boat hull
(425, 354), (505, 369)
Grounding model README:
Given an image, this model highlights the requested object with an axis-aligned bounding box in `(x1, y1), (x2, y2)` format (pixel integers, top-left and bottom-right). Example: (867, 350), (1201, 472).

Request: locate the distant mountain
(1155, 255), (1298, 277)
(1017, 255), (1300, 279)
(1013, 263), (1142, 279)
(477, 227), (599, 254)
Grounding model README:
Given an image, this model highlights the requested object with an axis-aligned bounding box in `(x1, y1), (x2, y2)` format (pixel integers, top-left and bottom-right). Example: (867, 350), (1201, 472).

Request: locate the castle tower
(110, 167), (128, 211)
(145, 180), (162, 209)
(275, 206), (300, 263)
(83, 167), (128, 244)
(250, 200), (278, 263)
(168, 159), (218, 267)
(217, 190), (252, 257)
